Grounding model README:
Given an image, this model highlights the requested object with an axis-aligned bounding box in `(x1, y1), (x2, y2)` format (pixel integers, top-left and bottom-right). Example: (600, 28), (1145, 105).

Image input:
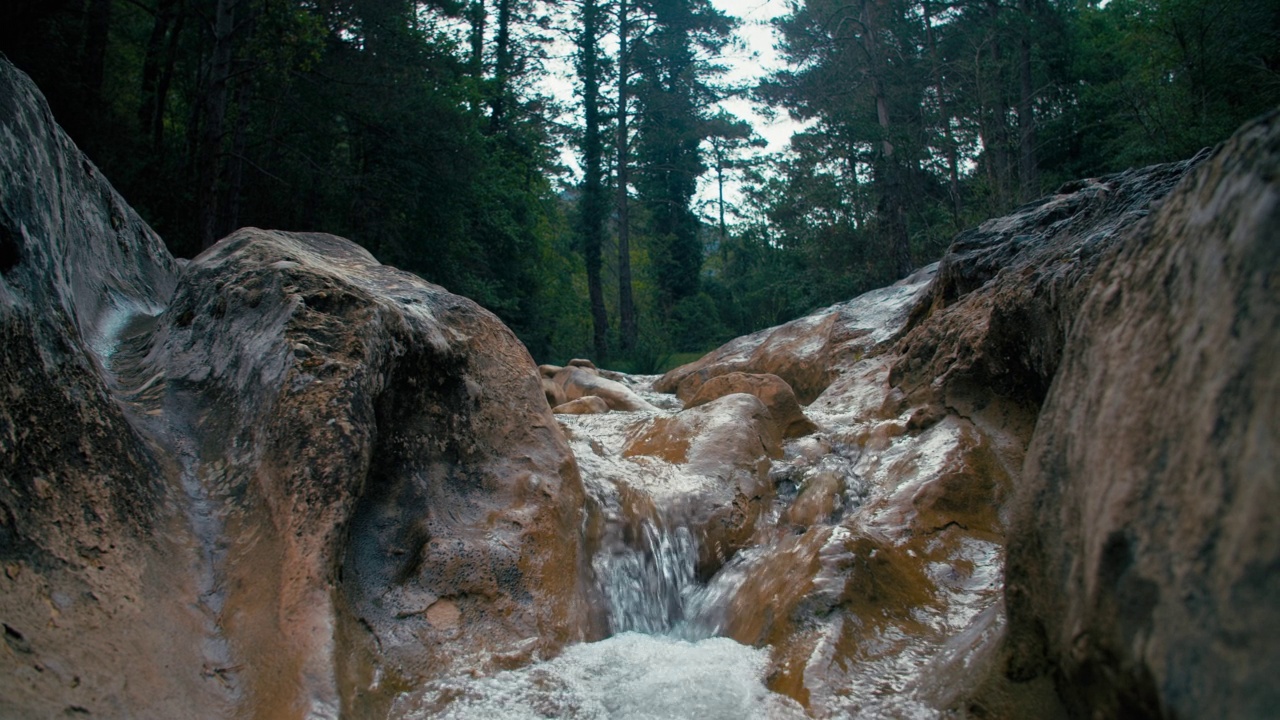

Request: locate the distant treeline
(3, 0), (1276, 369)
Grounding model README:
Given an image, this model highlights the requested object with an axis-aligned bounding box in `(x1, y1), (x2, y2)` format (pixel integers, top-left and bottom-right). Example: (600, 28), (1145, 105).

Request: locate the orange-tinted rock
(553, 364), (656, 412)
(543, 377), (567, 407)
(889, 151), (1208, 412)
(685, 372), (817, 438)
(784, 469), (844, 527)
(553, 396), (610, 415)
(656, 266), (936, 405)
(622, 394), (780, 575)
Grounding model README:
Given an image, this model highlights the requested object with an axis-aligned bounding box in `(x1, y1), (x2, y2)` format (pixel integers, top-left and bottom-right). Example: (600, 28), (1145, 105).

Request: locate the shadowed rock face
(890, 153), (1207, 413)
(0, 59), (592, 720)
(1003, 112), (1280, 719)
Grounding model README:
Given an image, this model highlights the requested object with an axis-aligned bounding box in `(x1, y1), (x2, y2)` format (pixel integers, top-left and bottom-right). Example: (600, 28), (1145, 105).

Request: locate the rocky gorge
(1, 56), (1276, 720)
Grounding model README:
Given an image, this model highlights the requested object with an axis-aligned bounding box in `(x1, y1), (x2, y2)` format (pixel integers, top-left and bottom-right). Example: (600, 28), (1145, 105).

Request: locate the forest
(2, 0), (1277, 369)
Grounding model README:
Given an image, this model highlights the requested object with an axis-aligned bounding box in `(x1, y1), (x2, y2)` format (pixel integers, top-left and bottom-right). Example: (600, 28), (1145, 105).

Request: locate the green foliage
(3, 0), (1276, 370)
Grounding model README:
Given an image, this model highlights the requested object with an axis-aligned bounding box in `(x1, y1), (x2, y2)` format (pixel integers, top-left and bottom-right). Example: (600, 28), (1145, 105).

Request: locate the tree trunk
(489, 0), (513, 134)
(616, 0), (637, 352)
(139, 0), (177, 138)
(923, 0), (961, 226)
(467, 0), (485, 79)
(862, 0), (911, 278)
(1017, 0), (1038, 200)
(218, 74), (252, 239)
(152, 2), (185, 149)
(197, 0), (237, 250)
(81, 0), (112, 104)
(983, 0), (1013, 209)
(578, 0), (609, 361)
(217, 3), (257, 240)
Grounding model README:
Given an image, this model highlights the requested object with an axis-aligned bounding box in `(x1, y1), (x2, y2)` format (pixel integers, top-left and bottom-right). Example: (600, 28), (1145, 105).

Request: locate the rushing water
(405, 270), (1008, 718)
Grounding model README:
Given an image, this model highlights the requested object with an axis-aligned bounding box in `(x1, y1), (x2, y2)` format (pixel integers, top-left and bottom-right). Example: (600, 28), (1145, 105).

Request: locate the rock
(685, 372), (817, 438)
(158, 229), (593, 717)
(890, 152), (1208, 412)
(0, 54), (200, 720)
(543, 377), (567, 408)
(784, 469), (843, 527)
(553, 396), (609, 415)
(1002, 111), (1280, 718)
(566, 358), (597, 369)
(655, 265), (937, 404)
(553, 364), (656, 412)
(538, 363), (562, 378)
(0, 58), (593, 720)
(622, 394), (780, 575)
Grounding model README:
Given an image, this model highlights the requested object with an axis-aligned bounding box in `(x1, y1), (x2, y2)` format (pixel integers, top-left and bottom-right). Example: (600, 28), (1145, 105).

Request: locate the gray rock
(1003, 111), (1280, 719)
(891, 152), (1208, 411)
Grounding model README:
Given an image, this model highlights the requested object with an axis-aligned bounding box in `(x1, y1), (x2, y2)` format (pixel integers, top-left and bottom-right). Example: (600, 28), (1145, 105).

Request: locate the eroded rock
(655, 265), (937, 405)
(890, 153), (1207, 413)
(621, 394), (780, 575)
(1002, 111), (1280, 719)
(0, 59), (593, 720)
(553, 364), (656, 412)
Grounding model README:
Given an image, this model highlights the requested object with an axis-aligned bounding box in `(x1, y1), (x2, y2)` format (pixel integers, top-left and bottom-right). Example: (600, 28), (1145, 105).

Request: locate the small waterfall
(593, 519), (699, 635)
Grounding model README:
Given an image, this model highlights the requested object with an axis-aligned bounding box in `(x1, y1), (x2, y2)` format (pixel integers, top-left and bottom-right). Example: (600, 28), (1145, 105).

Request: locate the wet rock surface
(683, 372), (816, 439)
(1, 53), (206, 720)
(546, 362), (656, 412)
(0, 59), (591, 720)
(654, 264), (938, 405)
(4, 54), (1276, 720)
(1003, 112), (1280, 719)
(890, 152), (1208, 412)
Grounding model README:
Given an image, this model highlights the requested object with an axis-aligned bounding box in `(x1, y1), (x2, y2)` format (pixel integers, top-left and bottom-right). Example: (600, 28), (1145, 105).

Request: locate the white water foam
(413, 632), (806, 720)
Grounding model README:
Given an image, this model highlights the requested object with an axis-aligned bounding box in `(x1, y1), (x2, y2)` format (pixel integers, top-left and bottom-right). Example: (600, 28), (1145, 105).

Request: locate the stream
(393, 343), (1009, 720)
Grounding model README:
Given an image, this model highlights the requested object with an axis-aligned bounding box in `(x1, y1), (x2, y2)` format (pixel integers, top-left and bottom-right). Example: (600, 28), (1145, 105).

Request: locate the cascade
(394, 270), (1013, 719)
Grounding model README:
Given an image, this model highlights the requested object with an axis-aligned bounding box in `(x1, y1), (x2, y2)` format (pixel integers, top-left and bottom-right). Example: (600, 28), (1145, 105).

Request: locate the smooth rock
(553, 364), (656, 412)
(685, 371), (817, 438)
(553, 396), (610, 415)
(622, 394), (780, 576)
(542, 377), (567, 408)
(0, 58), (594, 720)
(656, 265), (937, 404)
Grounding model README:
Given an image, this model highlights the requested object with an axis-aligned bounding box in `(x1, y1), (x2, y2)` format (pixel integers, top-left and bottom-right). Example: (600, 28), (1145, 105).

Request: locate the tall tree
(615, 0), (638, 351)
(1017, 0), (1039, 200)
(631, 0), (733, 308)
(196, 0), (241, 250)
(576, 0), (610, 360)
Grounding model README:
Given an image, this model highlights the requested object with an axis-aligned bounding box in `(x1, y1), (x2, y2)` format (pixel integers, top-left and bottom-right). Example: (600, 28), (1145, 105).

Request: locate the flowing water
(399, 270), (1009, 719)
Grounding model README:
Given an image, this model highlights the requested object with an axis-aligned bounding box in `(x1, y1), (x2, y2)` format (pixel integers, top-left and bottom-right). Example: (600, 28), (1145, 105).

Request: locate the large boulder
(1002, 112), (1280, 718)
(0, 58), (593, 720)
